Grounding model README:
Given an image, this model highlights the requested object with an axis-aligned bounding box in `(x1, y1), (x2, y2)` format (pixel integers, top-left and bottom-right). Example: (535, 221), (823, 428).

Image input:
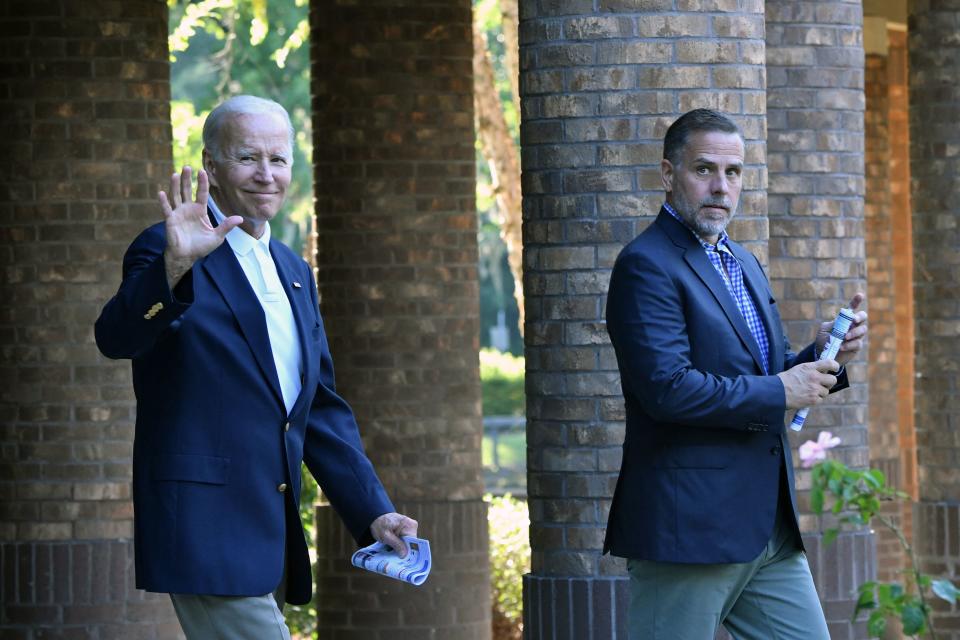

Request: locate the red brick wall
(909, 2), (960, 635)
(864, 51), (904, 584)
(0, 0), (180, 637)
(309, 1), (490, 638)
(887, 26), (916, 507)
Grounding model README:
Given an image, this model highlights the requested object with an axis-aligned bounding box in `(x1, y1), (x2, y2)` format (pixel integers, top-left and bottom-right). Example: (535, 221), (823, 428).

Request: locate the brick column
(0, 1), (180, 638)
(518, 1), (767, 637)
(863, 21), (904, 584)
(887, 25), (916, 506)
(909, 4), (960, 637)
(309, 1), (490, 638)
(766, 2), (874, 638)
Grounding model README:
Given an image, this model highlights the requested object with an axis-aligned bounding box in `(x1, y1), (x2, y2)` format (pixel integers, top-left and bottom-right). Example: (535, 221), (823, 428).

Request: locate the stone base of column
(0, 539), (181, 638)
(915, 500), (960, 639)
(523, 575), (629, 640)
(524, 529), (875, 640)
(315, 498), (491, 639)
(803, 529), (876, 640)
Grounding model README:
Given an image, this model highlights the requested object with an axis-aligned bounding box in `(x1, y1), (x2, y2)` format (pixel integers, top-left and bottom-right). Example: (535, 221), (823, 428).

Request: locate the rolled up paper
(789, 308), (855, 432)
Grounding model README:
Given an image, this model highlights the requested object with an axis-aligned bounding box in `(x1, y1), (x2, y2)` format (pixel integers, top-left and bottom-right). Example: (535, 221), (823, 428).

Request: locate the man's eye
(272, 157), (287, 165)
(696, 167), (710, 175)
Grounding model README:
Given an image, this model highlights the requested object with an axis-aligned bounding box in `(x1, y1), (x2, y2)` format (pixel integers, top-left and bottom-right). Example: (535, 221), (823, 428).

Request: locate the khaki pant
(170, 591), (292, 640)
(627, 504), (830, 640)
(170, 552), (290, 640)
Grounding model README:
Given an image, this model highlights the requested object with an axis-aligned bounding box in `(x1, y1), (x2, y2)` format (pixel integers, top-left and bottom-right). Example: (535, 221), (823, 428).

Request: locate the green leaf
(900, 603), (926, 635)
(250, 0), (268, 46)
(865, 468), (885, 488)
(867, 613), (887, 637)
(853, 584), (876, 618)
(877, 582), (892, 603)
(810, 486), (824, 514)
(823, 528), (839, 546)
(828, 477), (842, 495)
(932, 579), (960, 604)
(891, 583), (904, 599)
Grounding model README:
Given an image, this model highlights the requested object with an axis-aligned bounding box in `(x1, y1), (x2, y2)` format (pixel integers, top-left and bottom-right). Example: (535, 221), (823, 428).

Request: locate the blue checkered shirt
(664, 203), (770, 374)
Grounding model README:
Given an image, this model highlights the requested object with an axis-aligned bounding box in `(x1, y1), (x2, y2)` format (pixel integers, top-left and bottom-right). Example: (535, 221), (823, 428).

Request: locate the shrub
(488, 494), (530, 640)
(480, 348), (525, 416)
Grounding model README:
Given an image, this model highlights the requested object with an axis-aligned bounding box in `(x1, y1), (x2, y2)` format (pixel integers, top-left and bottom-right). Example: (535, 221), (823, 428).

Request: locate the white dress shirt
(209, 197), (303, 414)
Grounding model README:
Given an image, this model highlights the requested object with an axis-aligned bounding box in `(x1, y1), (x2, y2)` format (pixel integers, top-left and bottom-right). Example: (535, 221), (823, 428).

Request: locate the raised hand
(158, 166), (242, 289)
(814, 293), (868, 367)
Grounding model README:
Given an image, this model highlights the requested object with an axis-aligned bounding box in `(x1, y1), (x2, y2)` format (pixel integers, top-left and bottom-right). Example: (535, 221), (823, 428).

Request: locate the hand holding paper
(351, 536), (432, 586)
(790, 308), (855, 432)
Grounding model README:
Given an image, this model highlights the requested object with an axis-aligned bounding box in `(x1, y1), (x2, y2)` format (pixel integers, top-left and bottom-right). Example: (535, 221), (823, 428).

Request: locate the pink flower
(798, 431), (841, 468)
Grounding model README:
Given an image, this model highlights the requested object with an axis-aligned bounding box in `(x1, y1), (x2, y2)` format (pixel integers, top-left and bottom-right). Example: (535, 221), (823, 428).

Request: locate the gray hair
(202, 95), (295, 161)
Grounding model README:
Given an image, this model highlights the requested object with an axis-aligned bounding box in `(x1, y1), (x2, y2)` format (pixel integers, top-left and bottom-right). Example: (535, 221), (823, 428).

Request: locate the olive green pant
(627, 508), (830, 640)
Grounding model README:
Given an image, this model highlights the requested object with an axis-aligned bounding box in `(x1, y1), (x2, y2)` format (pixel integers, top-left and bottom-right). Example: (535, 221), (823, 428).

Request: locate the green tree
(168, 0), (313, 254)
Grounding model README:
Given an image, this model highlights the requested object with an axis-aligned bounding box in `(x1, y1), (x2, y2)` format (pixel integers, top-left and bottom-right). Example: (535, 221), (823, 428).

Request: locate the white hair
(202, 95), (295, 160)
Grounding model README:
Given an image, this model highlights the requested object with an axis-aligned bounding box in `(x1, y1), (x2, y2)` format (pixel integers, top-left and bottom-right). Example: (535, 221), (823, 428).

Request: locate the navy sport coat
(95, 216), (394, 604)
(603, 208), (847, 563)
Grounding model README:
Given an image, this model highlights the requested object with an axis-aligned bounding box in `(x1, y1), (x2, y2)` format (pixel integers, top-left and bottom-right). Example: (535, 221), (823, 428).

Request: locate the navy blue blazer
(95, 218), (394, 604)
(604, 209), (847, 563)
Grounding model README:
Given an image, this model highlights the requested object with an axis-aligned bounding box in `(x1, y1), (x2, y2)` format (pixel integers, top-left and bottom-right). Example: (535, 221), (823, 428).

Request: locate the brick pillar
(309, 2), (490, 638)
(909, 3), (960, 637)
(0, 1), (180, 638)
(518, 2), (767, 637)
(864, 22), (905, 584)
(765, 2), (875, 638)
(887, 25), (916, 506)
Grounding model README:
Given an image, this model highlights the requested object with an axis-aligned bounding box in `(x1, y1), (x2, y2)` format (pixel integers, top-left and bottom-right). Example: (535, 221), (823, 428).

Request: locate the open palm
(159, 166), (241, 262)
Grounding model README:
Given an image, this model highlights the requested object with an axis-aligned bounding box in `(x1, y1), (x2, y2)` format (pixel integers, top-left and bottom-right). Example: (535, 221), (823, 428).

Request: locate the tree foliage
(168, 0), (313, 253)
(488, 494), (529, 639)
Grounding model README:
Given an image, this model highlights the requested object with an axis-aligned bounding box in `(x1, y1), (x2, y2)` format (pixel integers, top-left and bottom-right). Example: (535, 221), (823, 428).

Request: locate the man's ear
(201, 149), (218, 187)
(661, 158), (674, 193)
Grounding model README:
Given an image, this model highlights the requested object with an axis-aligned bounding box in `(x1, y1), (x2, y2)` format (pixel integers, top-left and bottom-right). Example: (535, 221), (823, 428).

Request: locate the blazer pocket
(152, 453), (230, 485)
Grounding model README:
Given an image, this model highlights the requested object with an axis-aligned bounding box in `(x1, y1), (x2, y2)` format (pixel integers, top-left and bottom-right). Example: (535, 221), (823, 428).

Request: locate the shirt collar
(208, 196), (271, 256)
(663, 201), (731, 252)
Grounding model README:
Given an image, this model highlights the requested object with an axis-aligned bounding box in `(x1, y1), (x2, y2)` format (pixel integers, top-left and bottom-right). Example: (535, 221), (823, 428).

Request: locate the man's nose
(711, 174), (730, 194)
(253, 160), (275, 182)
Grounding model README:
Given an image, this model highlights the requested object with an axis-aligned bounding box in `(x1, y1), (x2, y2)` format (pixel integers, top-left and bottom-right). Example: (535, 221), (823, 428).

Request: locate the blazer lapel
(657, 210), (767, 373)
(731, 245), (784, 373)
(201, 242), (286, 407)
(270, 241), (315, 419)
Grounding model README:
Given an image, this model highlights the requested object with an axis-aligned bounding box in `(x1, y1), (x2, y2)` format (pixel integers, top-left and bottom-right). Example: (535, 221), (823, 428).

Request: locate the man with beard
(603, 109), (868, 640)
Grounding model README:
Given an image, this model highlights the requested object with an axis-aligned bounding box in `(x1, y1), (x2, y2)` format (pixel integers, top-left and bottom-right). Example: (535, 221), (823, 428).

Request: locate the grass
(483, 431), (526, 495)
(482, 432), (526, 469)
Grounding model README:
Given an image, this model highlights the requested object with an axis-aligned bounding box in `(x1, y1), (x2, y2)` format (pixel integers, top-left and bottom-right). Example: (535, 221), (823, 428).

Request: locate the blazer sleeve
(606, 248), (787, 430)
(300, 267), (394, 546)
(94, 224), (194, 360)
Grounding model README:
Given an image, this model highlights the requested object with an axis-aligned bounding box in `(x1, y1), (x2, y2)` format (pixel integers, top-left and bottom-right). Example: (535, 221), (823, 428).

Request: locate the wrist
(163, 251), (194, 291)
